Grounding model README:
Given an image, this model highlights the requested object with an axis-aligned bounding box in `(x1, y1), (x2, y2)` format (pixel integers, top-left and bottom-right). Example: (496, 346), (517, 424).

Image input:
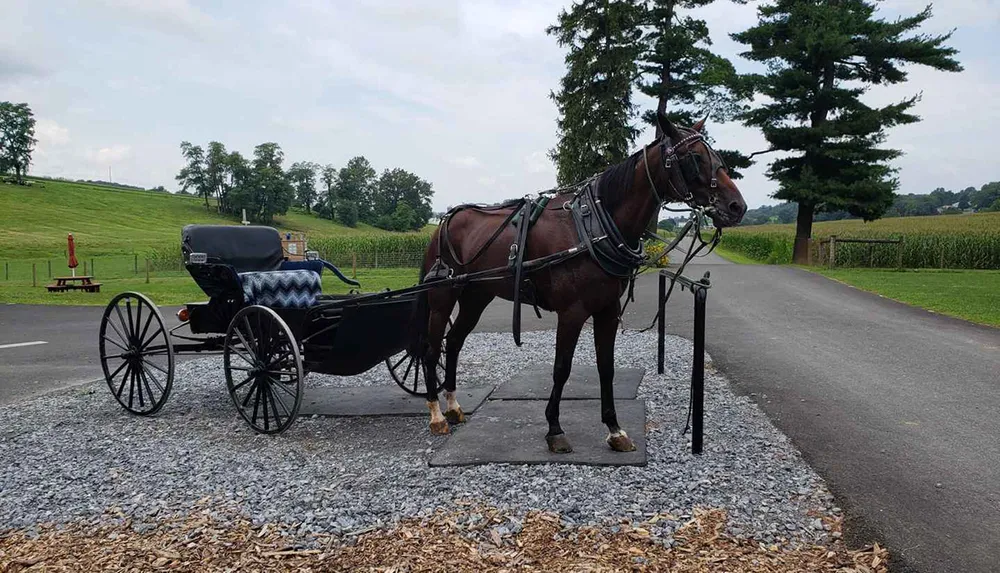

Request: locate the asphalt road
(1, 248), (998, 571)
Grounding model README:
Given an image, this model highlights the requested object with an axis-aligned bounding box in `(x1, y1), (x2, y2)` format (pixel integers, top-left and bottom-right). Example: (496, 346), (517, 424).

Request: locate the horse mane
(594, 149), (643, 209)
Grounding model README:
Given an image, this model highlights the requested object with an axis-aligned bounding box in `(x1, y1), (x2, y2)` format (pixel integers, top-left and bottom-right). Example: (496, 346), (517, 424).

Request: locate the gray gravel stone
(0, 329), (835, 544)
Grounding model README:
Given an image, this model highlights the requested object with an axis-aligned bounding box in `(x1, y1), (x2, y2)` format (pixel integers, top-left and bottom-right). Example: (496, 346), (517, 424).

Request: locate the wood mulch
(0, 506), (888, 572)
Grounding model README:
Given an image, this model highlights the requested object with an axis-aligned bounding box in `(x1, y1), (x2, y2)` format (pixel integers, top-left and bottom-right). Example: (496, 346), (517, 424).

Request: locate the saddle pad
(238, 270), (321, 309)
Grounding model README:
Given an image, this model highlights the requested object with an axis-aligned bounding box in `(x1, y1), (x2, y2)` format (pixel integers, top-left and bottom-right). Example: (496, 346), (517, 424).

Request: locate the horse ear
(656, 110), (682, 141)
(692, 116), (707, 133)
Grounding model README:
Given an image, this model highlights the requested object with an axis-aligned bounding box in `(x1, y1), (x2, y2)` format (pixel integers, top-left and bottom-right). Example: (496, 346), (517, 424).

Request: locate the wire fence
(1, 248), (431, 286)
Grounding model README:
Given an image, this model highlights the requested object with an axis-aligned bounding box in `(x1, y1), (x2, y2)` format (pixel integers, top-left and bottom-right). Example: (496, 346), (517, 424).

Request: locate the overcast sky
(2, 0), (998, 210)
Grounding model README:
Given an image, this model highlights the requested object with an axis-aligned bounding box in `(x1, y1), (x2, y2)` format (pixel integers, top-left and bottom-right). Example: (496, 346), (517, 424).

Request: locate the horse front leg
(593, 302), (635, 452)
(546, 306), (587, 453)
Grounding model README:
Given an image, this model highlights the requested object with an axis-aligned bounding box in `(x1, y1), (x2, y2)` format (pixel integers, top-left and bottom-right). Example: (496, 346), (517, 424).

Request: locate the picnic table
(47, 276), (102, 293)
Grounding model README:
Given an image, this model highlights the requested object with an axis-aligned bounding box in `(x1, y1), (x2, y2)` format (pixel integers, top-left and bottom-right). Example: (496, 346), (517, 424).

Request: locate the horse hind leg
(546, 306), (588, 454)
(425, 289), (457, 435)
(442, 289), (494, 424)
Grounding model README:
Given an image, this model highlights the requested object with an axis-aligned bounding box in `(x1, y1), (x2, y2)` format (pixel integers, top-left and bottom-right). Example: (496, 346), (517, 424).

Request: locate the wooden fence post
(940, 245), (945, 269)
(32, 263), (36, 287)
(4, 262), (7, 281)
(352, 252), (357, 278)
(869, 244), (874, 268)
(91, 258), (95, 277)
(374, 250), (379, 269)
(828, 236), (837, 269)
(83, 260), (88, 276)
(47, 260), (51, 278)
(897, 239), (904, 270)
(145, 259), (150, 284)
(134, 254), (138, 275)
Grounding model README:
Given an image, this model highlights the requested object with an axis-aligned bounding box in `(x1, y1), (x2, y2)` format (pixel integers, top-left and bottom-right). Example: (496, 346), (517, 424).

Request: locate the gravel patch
(0, 330), (836, 547)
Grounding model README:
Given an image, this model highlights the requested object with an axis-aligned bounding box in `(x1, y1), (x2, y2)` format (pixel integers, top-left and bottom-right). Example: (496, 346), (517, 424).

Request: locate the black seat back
(182, 225), (284, 299)
(182, 225), (284, 272)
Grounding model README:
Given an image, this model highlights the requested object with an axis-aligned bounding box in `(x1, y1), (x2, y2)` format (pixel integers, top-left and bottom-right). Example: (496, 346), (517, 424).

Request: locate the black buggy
(98, 225), (442, 434)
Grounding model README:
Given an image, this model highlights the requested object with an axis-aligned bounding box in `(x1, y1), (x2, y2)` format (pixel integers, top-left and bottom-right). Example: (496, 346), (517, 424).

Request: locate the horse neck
(608, 157), (666, 244)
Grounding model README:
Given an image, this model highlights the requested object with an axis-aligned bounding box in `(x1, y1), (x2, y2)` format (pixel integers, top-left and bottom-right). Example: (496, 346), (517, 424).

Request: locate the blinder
(651, 130), (728, 208)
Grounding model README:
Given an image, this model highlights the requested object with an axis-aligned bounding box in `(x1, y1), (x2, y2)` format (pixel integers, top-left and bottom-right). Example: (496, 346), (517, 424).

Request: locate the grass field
(720, 211), (1000, 268)
(0, 268), (420, 306)
(814, 268), (1000, 327)
(0, 178), (429, 259)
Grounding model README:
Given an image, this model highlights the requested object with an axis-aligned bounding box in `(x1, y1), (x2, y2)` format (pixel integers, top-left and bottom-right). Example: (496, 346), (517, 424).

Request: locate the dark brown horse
(420, 114), (746, 453)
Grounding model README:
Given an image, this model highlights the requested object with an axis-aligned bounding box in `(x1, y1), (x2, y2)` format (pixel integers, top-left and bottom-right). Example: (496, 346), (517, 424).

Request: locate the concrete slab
(429, 399), (646, 467)
(299, 386), (494, 418)
(491, 364), (645, 400)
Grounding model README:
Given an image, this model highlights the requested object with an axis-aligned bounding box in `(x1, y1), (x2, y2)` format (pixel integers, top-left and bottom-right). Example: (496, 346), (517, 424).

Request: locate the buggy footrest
(239, 270), (321, 309)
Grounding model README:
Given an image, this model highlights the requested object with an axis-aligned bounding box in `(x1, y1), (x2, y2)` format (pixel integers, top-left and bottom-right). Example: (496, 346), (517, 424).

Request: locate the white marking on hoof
(427, 400), (446, 425)
(445, 391), (462, 414)
(607, 429), (629, 442)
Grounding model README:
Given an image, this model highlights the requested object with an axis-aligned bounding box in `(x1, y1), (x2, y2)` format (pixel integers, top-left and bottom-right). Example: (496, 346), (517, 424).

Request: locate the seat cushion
(238, 270), (321, 309)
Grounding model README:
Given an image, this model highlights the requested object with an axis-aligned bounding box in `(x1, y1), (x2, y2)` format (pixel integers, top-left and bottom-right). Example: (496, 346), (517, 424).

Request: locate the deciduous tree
(335, 156), (376, 225)
(0, 102), (37, 184)
(176, 142), (209, 208)
(287, 161), (319, 213)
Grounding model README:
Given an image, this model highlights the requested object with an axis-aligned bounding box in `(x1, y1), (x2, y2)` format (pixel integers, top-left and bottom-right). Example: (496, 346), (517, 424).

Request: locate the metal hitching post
(692, 284), (707, 455)
(657, 272), (666, 375)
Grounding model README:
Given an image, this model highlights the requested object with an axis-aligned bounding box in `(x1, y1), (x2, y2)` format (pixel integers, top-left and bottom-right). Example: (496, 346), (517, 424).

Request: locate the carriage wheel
(385, 319), (451, 398)
(224, 305), (303, 434)
(99, 292), (174, 415)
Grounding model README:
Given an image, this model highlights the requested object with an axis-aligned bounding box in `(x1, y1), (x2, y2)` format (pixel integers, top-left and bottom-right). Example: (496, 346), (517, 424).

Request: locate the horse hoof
(607, 431), (636, 452)
(430, 420), (451, 435)
(546, 433), (573, 454)
(444, 407), (465, 425)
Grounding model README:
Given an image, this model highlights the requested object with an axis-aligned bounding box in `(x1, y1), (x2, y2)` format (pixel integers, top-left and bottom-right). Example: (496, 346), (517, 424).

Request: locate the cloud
(35, 119), (70, 146)
(0, 50), (48, 80)
(448, 156), (482, 168)
(88, 145), (132, 164)
(525, 151), (554, 174)
(93, 0), (217, 40)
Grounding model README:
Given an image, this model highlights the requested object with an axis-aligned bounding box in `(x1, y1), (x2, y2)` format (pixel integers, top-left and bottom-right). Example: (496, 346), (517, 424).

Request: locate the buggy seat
(182, 225), (356, 309)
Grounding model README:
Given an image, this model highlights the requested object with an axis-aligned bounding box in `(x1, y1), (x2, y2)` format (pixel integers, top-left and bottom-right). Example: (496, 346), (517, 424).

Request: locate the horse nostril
(728, 200), (743, 214)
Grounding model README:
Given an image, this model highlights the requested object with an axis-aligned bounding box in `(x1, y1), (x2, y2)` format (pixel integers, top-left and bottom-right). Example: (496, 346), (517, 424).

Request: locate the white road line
(0, 341), (48, 350)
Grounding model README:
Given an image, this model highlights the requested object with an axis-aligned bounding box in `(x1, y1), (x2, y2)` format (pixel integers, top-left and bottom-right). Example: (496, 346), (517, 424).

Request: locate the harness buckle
(711, 177), (718, 189)
(508, 243), (518, 261)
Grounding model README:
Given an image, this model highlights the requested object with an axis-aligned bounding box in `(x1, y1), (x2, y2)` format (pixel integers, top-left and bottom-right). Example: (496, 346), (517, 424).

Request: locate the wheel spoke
(264, 350), (293, 371)
(134, 299), (143, 343)
(145, 359), (169, 375)
(265, 382), (288, 426)
(414, 357), (420, 392)
(116, 362), (133, 399)
(105, 317), (130, 349)
(242, 377), (260, 408)
(128, 364), (136, 408)
(140, 325), (164, 351)
(106, 359), (128, 383)
(251, 380), (263, 426)
(139, 368), (158, 406)
(233, 328), (257, 364)
(242, 316), (259, 356)
(231, 373), (255, 393)
(391, 353), (407, 370)
(103, 335), (129, 352)
(135, 361), (146, 408)
(115, 304), (132, 345)
(137, 310), (155, 351)
(271, 379), (298, 399)
(139, 362), (165, 393)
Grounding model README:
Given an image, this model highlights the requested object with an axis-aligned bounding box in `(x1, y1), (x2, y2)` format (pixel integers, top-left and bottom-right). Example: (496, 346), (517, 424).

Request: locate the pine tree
(548, 0), (644, 186)
(640, 0), (750, 176)
(734, 0), (961, 262)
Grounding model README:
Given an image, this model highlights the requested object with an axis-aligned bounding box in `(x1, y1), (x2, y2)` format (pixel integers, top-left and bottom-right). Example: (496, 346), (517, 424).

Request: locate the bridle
(642, 128), (729, 214)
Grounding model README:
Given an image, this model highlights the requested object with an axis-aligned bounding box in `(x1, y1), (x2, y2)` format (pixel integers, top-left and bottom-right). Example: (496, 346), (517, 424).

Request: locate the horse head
(652, 111), (747, 228)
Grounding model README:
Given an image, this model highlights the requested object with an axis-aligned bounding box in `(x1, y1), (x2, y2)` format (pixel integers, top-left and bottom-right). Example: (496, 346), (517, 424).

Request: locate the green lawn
(814, 268), (1000, 327)
(0, 178), (426, 259)
(713, 246), (761, 265)
(0, 268), (420, 306)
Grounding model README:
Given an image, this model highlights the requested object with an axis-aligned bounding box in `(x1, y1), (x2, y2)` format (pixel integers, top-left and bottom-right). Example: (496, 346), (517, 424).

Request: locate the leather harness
(430, 128), (728, 346)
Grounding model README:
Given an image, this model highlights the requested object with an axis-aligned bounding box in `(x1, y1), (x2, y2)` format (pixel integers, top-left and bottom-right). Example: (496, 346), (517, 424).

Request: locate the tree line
(176, 142), (433, 230)
(550, 0), (961, 263)
(0, 102), (36, 184)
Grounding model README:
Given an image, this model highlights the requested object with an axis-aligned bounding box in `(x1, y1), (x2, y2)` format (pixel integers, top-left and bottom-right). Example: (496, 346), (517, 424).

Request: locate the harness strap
(510, 199), (533, 346)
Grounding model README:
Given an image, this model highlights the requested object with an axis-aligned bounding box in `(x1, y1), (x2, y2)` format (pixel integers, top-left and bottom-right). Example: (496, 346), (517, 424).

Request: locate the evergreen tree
(548, 0), (644, 185)
(640, 0), (750, 177)
(734, 0), (961, 262)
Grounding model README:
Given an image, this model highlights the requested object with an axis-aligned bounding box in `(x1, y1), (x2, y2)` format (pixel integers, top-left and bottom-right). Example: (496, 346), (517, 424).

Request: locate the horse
(418, 113), (746, 453)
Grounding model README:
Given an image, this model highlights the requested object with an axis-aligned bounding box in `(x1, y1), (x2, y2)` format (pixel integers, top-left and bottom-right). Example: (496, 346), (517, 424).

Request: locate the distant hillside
(0, 178), (427, 259)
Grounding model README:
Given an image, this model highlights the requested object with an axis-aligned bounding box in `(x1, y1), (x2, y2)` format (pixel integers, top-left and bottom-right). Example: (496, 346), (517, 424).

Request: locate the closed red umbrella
(67, 233), (78, 277)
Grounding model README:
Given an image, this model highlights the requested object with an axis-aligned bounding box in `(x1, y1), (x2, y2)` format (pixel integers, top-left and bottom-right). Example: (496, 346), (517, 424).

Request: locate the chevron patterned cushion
(238, 270), (321, 309)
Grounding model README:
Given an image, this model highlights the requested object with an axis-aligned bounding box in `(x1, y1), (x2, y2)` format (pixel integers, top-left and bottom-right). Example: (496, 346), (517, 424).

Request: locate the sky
(2, 0), (998, 211)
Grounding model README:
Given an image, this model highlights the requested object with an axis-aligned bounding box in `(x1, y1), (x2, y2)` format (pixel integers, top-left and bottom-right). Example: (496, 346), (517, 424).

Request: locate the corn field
(720, 212), (1000, 269)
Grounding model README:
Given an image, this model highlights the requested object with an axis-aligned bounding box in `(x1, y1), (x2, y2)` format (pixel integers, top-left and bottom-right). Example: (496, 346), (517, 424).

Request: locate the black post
(692, 286), (707, 455)
(657, 272), (666, 374)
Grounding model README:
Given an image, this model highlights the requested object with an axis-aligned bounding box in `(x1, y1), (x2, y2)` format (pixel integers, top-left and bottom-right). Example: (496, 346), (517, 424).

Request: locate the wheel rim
(224, 306), (302, 434)
(385, 319), (450, 398)
(99, 292), (174, 415)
